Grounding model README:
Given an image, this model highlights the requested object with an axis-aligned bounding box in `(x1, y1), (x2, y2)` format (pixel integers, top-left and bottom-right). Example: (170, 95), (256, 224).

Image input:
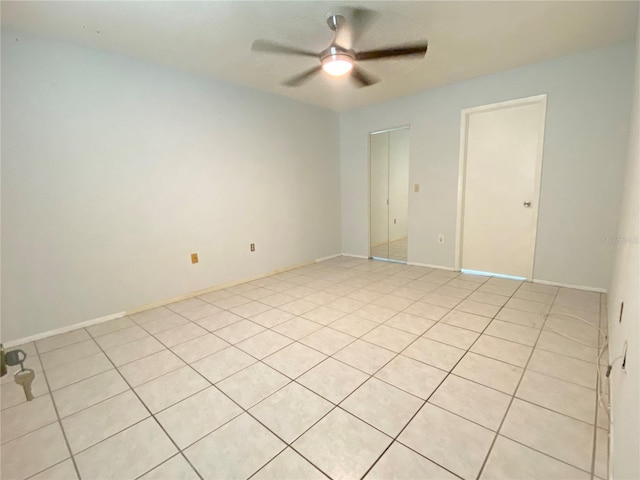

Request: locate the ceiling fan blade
(356, 42), (428, 61)
(282, 66), (322, 87)
(350, 66), (379, 88)
(252, 40), (318, 57)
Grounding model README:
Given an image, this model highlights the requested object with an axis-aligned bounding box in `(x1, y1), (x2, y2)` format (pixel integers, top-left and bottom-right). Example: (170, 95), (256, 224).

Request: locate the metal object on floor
(15, 368), (35, 401)
(1, 343), (36, 401)
(0, 344), (6, 377)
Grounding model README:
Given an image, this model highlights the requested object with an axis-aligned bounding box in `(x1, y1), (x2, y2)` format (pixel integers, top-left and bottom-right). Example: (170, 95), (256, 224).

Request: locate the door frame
(368, 124), (411, 261)
(454, 94), (548, 279)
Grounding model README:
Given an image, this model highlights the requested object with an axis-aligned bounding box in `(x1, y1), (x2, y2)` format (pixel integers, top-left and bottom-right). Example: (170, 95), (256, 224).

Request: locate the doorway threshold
(371, 256), (407, 265)
(461, 269), (526, 281)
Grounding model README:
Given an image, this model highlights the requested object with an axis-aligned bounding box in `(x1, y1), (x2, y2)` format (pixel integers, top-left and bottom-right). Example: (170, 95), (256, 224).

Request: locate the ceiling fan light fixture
(252, 13), (428, 88)
(321, 53), (353, 76)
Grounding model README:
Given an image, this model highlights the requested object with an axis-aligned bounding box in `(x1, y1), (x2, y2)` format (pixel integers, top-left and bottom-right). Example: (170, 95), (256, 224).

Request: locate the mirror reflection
(370, 127), (410, 262)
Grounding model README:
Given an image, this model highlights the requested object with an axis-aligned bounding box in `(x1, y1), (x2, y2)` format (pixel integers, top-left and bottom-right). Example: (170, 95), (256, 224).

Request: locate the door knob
(523, 201), (532, 207)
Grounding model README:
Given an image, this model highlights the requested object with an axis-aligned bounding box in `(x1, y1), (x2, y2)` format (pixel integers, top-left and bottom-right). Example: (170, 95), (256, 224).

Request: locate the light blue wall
(1, 30), (341, 341)
(607, 16), (640, 480)
(340, 43), (635, 289)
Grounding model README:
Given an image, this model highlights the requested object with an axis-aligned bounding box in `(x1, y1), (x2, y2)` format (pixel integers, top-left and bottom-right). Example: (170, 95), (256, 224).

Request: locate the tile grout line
(589, 292), (608, 480)
(19, 319), (595, 470)
(96, 293), (350, 479)
(7, 259), (601, 480)
(475, 285), (571, 480)
(31, 340), (83, 480)
(165, 263), (467, 479)
(219, 268), (596, 473)
(359, 275), (524, 480)
(15, 264), (499, 480)
(87, 338), (206, 480)
(242, 282), (457, 480)
(149, 343), (335, 479)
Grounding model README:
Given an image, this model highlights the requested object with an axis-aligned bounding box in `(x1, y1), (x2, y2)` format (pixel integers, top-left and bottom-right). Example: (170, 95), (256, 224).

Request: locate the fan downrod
(327, 15), (346, 31)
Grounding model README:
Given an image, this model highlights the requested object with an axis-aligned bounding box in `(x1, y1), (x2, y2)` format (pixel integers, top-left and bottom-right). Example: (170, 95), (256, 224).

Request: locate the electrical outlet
(394, 218), (397, 224)
(250, 243), (255, 252)
(414, 184), (420, 193)
(190, 253), (199, 264)
(437, 234), (445, 244)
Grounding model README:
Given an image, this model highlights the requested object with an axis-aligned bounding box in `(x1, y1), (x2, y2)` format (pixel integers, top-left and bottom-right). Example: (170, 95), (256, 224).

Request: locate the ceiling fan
(251, 11), (429, 88)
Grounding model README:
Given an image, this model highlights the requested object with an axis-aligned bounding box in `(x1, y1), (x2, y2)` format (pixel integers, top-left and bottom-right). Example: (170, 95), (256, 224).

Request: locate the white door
(460, 96), (546, 279)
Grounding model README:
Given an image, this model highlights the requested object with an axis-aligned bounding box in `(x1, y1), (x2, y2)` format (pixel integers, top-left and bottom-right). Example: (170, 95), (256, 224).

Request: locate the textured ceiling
(2, 1), (638, 112)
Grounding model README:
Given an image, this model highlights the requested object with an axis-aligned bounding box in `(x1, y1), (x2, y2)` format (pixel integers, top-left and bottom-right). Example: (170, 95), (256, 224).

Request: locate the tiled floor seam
(185, 271), (462, 478)
(88, 337), (207, 480)
(249, 404), (338, 479)
(474, 287), (557, 479)
(35, 330), (91, 355)
(590, 390), (600, 480)
(360, 274), (516, 479)
(589, 294), (607, 480)
(0, 419), (58, 450)
(475, 286), (601, 480)
(508, 396), (600, 428)
(524, 367), (599, 391)
(39, 344), (105, 379)
(32, 342), (83, 480)
(179, 365), (334, 479)
(495, 435), (593, 476)
(358, 338), (483, 477)
(532, 345), (601, 365)
(462, 348), (532, 370)
(6, 260), (603, 480)
(23, 458), (72, 480)
(133, 453), (186, 480)
(106, 308), (345, 478)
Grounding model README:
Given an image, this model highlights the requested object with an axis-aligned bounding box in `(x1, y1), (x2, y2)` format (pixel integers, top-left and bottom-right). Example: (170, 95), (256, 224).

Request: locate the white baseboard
(4, 311), (126, 348)
(5, 257), (318, 346)
(407, 262), (457, 271)
(7, 255), (607, 348)
(532, 278), (607, 293)
(125, 259), (315, 316)
(315, 253), (342, 262)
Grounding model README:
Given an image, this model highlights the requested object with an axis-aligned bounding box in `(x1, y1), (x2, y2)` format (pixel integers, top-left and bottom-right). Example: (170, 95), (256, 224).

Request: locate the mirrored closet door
(369, 127), (410, 262)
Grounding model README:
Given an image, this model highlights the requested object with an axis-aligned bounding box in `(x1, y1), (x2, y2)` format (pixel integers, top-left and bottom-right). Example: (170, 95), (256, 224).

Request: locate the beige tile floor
(370, 237), (408, 262)
(1, 257), (610, 480)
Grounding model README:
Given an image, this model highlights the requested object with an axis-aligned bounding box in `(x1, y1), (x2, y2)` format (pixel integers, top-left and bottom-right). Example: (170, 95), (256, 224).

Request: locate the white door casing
(455, 95), (547, 279)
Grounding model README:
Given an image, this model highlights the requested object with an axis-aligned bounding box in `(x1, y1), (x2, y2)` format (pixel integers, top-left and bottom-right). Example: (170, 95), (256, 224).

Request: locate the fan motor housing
(321, 45), (354, 62)
(320, 46), (354, 76)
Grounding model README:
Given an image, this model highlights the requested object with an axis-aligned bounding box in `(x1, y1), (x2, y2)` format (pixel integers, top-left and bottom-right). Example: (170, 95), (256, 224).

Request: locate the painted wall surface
(340, 43), (635, 288)
(607, 16), (640, 480)
(1, 31), (341, 342)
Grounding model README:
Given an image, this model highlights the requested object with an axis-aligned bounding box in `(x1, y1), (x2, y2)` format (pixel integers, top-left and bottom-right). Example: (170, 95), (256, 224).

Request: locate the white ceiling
(2, 1), (638, 112)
